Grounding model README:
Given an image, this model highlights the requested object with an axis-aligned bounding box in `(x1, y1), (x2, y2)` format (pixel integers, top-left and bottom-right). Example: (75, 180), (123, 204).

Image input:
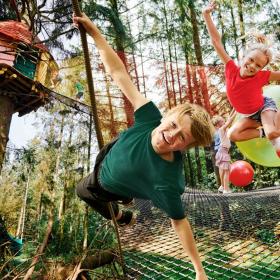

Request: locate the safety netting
(119, 187), (280, 280)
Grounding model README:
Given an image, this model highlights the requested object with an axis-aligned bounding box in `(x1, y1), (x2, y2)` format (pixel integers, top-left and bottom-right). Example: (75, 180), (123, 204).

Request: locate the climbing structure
(0, 19), (58, 171)
(119, 188), (280, 279)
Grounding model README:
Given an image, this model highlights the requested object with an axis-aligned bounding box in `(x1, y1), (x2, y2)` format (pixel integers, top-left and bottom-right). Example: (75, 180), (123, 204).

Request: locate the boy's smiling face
(151, 112), (195, 155)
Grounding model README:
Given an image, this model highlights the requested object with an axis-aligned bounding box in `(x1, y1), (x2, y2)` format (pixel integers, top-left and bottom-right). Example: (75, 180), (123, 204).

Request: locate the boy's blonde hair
(165, 103), (215, 149)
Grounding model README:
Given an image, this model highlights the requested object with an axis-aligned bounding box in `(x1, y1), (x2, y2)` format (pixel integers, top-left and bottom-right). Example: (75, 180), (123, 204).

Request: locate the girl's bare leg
(275, 111), (280, 131)
(223, 169), (231, 192)
(261, 110), (280, 140)
(218, 168), (224, 192)
(228, 118), (260, 142)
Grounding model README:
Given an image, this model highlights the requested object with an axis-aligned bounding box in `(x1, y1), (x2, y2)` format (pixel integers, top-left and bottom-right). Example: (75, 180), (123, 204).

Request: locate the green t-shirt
(99, 102), (186, 219)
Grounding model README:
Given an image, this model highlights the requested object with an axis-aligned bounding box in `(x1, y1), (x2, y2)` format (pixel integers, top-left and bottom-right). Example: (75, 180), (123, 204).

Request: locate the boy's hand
(196, 270), (208, 280)
(202, 1), (216, 15)
(73, 13), (94, 33)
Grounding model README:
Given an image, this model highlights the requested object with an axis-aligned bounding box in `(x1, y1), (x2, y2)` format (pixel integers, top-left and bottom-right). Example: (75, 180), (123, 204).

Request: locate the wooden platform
(0, 63), (50, 116)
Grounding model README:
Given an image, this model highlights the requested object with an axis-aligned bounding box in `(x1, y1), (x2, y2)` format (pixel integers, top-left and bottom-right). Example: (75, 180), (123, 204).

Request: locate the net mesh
(119, 187), (280, 279)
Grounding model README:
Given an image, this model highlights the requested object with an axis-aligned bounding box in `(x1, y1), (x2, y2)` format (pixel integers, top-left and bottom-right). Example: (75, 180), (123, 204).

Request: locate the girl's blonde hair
(165, 103), (215, 149)
(245, 44), (273, 65)
(242, 32), (273, 65)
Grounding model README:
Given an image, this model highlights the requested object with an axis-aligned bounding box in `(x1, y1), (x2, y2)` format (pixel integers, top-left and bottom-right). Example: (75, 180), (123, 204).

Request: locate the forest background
(0, 0), (280, 279)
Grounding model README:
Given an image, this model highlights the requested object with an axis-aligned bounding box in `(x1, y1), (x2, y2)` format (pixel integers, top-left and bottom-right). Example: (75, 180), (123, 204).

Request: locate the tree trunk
(237, 0), (246, 49)
(160, 38), (172, 109)
(186, 151), (195, 187)
(217, 2), (226, 50)
(16, 174), (30, 240)
(173, 40), (182, 104)
(162, 1), (176, 107)
(0, 95), (14, 172)
(189, 2), (203, 65)
(194, 147), (202, 185)
(102, 69), (117, 139)
(138, 28), (147, 98)
(109, 0), (134, 127)
(229, 0), (239, 59)
(56, 114), (65, 221)
(116, 50), (134, 127)
(82, 114), (93, 250)
(126, 16), (141, 93)
(23, 210), (54, 280)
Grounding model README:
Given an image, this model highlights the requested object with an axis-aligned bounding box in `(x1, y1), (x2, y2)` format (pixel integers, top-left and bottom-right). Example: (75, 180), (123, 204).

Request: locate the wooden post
(0, 94), (14, 173)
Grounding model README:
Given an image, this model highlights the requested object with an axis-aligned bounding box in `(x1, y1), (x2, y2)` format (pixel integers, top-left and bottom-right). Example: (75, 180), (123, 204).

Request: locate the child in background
(212, 110), (237, 194)
(203, 1), (280, 157)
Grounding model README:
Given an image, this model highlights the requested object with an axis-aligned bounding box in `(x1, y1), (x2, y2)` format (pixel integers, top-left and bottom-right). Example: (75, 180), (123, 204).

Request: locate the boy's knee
(76, 180), (85, 199)
(75, 173), (94, 199)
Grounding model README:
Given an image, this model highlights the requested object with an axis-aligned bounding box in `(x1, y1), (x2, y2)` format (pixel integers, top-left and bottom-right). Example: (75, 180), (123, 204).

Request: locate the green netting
(119, 188), (280, 280)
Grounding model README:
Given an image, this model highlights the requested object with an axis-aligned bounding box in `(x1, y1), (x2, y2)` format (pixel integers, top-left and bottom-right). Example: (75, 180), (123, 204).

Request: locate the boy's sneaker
(116, 210), (136, 227)
(120, 198), (135, 207)
(271, 137), (280, 158)
(218, 186), (224, 193)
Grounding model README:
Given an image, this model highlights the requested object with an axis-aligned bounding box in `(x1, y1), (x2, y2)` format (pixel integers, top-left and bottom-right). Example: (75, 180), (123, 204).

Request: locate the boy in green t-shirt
(74, 13), (214, 280)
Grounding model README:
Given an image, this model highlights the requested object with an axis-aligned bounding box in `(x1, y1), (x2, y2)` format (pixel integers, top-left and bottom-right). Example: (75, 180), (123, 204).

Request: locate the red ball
(229, 160), (254, 187)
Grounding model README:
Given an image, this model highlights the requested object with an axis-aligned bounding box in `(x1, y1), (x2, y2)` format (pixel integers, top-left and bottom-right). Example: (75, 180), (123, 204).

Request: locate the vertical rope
(108, 203), (127, 278)
(71, 0), (103, 150)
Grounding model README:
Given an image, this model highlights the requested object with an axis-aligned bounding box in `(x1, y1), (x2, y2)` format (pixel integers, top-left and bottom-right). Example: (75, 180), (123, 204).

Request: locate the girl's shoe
(218, 186), (224, 193)
(223, 189), (232, 194)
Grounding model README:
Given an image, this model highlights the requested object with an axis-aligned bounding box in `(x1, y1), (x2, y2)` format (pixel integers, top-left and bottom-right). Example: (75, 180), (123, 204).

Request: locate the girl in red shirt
(203, 1), (280, 157)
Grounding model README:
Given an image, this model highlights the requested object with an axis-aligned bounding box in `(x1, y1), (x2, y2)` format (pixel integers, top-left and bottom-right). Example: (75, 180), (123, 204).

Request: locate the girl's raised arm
(202, 2), (231, 64)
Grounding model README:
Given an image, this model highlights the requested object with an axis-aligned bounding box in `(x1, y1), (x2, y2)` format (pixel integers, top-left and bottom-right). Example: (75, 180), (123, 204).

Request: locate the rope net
(120, 188), (280, 280)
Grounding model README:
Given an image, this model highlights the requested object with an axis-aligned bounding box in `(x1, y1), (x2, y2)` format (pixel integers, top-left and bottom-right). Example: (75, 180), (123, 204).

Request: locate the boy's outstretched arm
(73, 13), (148, 111)
(202, 1), (231, 64)
(171, 218), (208, 280)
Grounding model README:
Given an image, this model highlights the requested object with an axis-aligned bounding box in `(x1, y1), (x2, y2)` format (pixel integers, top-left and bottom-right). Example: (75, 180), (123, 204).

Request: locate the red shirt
(225, 60), (270, 114)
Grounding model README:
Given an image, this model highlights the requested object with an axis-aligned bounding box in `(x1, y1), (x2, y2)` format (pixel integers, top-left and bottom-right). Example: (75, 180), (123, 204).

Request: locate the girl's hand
(202, 1), (216, 15)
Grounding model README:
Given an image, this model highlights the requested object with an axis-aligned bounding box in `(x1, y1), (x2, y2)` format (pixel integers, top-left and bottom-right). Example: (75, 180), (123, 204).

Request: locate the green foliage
(255, 229), (276, 245)
(252, 165), (279, 189)
(0, 0), (18, 20)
